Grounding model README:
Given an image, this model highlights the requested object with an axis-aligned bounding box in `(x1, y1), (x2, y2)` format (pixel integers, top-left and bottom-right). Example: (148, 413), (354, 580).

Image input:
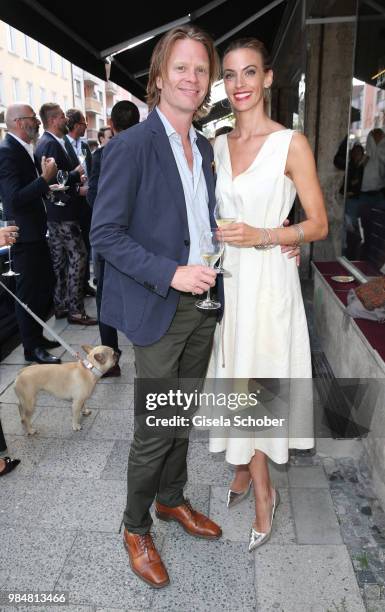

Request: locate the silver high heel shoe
(227, 480), (252, 508)
(248, 489), (280, 552)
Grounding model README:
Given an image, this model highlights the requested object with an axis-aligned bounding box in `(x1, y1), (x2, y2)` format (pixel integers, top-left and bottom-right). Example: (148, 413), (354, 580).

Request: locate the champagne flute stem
(7, 246), (12, 271)
(206, 264), (212, 302)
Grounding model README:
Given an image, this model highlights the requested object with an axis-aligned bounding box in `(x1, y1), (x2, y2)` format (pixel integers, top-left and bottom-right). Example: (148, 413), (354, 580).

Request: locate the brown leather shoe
(155, 498), (222, 539)
(123, 529), (170, 589)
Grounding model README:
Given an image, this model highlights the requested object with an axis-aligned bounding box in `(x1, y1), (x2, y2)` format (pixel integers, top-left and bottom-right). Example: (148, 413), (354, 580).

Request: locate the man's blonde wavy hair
(146, 25), (220, 120)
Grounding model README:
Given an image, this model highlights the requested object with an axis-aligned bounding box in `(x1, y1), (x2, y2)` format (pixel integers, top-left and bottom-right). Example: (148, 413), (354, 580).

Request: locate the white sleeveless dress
(207, 131), (314, 465)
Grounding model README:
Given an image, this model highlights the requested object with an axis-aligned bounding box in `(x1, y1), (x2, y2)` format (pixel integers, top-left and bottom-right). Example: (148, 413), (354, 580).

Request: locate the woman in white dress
(208, 38), (328, 551)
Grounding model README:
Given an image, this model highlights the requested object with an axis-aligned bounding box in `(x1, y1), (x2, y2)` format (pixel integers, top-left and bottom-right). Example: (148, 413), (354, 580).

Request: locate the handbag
(355, 277), (385, 310)
(346, 288), (385, 323)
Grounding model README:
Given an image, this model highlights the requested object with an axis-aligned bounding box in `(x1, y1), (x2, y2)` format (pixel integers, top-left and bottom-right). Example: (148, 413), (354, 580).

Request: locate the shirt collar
(47, 131), (66, 147)
(67, 134), (79, 146)
(8, 132), (34, 157)
(156, 107), (197, 145)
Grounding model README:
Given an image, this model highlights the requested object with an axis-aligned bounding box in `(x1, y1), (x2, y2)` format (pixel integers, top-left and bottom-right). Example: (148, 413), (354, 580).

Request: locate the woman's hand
(218, 222), (260, 247)
(0, 226), (19, 247)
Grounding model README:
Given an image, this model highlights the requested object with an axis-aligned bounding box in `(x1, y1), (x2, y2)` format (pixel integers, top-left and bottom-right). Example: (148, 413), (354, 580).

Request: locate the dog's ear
(81, 344), (94, 355)
(94, 352), (107, 365)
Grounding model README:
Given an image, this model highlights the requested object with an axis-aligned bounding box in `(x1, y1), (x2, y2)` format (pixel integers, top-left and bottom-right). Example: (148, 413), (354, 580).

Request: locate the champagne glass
(57, 170), (68, 187)
(1, 219), (20, 277)
(52, 170), (69, 206)
(77, 152), (88, 187)
(195, 229), (223, 311)
(214, 198), (236, 276)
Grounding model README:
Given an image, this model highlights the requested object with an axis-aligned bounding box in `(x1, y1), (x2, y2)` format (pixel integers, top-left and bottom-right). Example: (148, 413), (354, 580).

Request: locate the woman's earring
(263, 87), (271, 102)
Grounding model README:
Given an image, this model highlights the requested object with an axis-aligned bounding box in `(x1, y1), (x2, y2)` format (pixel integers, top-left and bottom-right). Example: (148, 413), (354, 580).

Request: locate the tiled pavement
(0, 299), (384, 611)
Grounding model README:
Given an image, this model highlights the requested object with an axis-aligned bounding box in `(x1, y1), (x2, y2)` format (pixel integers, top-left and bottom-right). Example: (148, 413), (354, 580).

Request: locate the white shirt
(156, 107), (211, 265)
(67, 135), (87, 176)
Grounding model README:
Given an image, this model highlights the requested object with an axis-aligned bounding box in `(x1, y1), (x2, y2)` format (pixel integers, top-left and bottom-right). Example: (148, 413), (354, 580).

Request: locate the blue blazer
(90, 109), (223, 346)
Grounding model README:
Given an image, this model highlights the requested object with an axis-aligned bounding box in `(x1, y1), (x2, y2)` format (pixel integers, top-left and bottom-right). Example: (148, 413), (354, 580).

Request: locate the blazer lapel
(150, 114), (188, 227)
(6, 134), (37, 175)
(81, 142), (92, 176)
(64, 136), (80, 169)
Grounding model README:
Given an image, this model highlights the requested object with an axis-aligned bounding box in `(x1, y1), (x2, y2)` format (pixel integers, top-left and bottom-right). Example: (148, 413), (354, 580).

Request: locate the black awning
(0, 0), (288, 101)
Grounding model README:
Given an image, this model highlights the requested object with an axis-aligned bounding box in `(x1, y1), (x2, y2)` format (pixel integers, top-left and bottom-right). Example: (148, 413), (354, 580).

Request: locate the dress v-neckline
(225, 130), (290, 181)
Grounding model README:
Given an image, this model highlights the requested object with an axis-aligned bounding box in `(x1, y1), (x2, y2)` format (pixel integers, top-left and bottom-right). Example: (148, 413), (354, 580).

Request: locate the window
(27, 82), (34, 106)
(23, 34), (33, 60)
(61, 57), (67, 79)
(63, 95), (69, 111)
(7, 26), (17, 54)
(0, 75), (5, 105)
(37, 42), (45, 67)
(40, 87), (46, 104)
(97, 90), (103, 104)
(12, 78), (20, 102)
(49, 49), (56, 73)
(51, 91), (57, 102)
(74, 79), (82, 98)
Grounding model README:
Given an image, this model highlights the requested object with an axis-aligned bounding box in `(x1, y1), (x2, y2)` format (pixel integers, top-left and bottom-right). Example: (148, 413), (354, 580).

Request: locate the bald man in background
(0, 103), (61, 364)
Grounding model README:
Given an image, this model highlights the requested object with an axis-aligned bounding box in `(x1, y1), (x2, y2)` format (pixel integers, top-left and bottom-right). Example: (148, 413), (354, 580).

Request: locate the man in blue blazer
(0, 103), (61, 364)
(91, 26), (223, 587)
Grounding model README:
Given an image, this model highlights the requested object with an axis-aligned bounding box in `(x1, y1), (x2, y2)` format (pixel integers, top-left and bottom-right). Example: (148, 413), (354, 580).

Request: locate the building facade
(0, 20), (148, 142)
(0, 21), (73, 139)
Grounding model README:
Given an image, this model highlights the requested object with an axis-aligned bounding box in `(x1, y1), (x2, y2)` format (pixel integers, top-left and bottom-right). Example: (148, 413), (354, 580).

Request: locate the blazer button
(184, 239), (190, 247)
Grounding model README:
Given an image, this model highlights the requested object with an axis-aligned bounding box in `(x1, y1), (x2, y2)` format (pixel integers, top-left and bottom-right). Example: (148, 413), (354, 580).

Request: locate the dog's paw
(82, 408), (92, 416)
(27, 428), (37, 436)
(72, 423), (82, 431)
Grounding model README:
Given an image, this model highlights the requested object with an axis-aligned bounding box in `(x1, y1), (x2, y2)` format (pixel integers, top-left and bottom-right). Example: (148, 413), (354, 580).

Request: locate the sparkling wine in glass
(53, 169), (69, 206)
(57, 170), (68, 187)
(195, 229), (223, 311)
(1, 219), (20, 277)
(214, 199), (236, 275)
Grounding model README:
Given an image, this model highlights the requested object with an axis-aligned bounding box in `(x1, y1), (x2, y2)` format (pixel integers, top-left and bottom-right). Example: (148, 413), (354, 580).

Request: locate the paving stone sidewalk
(0, 301), (383, 611)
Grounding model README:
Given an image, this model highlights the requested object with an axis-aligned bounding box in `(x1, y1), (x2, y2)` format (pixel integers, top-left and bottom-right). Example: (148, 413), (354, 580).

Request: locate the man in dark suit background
(91, 26), (222, 587)
(87, 100), (140, 378)
(64, 108), (96, 297)
(0, 103), (61, 364)
(35, 103), (96, 325)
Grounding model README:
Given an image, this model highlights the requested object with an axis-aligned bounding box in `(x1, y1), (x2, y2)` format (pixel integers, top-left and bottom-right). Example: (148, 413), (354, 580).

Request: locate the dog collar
(81, 359), (104, 378)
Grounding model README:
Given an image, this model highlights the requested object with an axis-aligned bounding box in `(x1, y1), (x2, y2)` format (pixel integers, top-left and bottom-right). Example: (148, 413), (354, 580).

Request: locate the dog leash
(0, 278), (103, 376)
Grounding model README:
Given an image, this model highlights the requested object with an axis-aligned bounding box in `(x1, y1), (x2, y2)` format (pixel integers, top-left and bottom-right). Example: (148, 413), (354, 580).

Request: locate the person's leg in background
(47, 222), (68, 319)
(13, 239), (61, 363)
(0, 419), (20, 476)
(78, 203), (95, 296)
(96, 256), (121, 376)
(62, 222), (97, 326)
